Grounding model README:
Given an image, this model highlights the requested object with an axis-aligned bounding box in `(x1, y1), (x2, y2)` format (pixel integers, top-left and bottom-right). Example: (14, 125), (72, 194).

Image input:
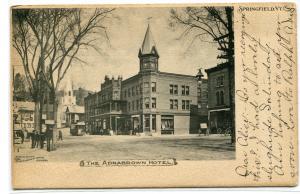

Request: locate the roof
(158, 71), (197, 79)
(140, 24), (158, 55)
(122, 71), (197, 85)
(13, 101), (35, 113)
(205, 62), (230, 74)
(122, 74), (141, 85)
(66, 105), (84, 114)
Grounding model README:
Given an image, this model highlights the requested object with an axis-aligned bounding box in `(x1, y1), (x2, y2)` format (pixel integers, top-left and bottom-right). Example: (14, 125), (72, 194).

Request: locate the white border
(1, 0), (299, 194)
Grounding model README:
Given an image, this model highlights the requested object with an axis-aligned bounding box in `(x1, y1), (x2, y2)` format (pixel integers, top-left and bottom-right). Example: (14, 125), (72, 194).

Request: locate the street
(15, 129), (235, 162)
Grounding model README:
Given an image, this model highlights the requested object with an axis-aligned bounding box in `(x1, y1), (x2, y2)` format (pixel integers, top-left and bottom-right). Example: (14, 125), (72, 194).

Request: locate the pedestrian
(20, 130), (24, 144)
(206, 127), (210, 136)
(58, 130), (63, 141)
(40, 132), (45, 148)
(35, 131), (40, 148)
(31, 130), (36, 148)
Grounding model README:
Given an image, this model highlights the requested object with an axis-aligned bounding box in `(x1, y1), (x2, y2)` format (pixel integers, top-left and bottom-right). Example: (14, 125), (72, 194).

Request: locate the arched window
(216, 91), (220, 105)
(220, 91), (224, 105)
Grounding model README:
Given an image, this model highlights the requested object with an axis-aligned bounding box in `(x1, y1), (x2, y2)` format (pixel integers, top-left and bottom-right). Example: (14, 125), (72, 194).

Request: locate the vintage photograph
(12, 6), (236, 163)
(10, 2), (298, 189)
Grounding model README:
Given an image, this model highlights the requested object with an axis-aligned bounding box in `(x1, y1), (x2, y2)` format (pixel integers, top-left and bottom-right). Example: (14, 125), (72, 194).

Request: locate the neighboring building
(84, 24), (204, 136)
(205, 62), (231, 133)
(65, 105), (85, 127)
(197, 78), (208, 121)
(56, 78), (88, 128)
(190, 76), (208, 134)
(74, 87), (91, 106)
(84, 76), (125, 134)
(13, 101), (35, 132)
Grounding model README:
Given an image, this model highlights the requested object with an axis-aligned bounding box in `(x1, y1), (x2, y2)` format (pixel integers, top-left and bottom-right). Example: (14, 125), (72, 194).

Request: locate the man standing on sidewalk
(58, 130), (63, 141)
(31, 130), (36, 148)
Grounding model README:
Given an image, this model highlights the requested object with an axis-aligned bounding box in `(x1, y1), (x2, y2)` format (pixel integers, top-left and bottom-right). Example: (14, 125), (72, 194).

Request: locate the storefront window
(152, 114), (156, 131)
(144, 114), (150, 129)
(161, 116), (174, 129)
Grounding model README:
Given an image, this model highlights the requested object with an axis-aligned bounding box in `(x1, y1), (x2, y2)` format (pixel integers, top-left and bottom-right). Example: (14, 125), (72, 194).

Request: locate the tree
(12, 8), (115, 133)
(169, 7), (235, 143)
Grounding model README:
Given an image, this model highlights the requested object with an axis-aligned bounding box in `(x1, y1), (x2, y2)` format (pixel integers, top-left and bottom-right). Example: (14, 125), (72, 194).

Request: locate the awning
(208, 108), (230, 113)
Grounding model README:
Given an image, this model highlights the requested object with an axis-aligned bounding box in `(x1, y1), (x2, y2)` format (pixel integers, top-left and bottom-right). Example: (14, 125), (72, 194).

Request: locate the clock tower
(138, 24), (159, 73)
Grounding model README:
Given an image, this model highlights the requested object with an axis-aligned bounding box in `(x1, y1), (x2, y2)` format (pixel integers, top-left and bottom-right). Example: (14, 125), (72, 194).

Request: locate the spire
(140, 23), (157, 55)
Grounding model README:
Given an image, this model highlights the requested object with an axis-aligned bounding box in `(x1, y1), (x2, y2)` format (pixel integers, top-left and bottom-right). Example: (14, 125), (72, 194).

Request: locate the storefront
(208, 108), (231, 134)
(161, 115), (174, 135)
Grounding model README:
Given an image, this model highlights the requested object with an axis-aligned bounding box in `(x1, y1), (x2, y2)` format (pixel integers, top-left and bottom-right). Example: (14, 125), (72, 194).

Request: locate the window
(152, 98), (156, 108)
(124, 90), (127, 98)
(140, 83), (143, 94)
(132, 87), (135, 96)
(186, 86), (190, 95)
(113, 91), (118, 98)
(152, 114), (156, 131)
(186, 100), (190, 110)
(170, 99), (174, 109)
(182, 85), (185, 95)
(136, 100), (139, 110)
(144, 82), (150, 93)
(128, 102), (131, 111)
(132, 101), (135, 111)
(136, 85), (139, 95)
(151, 82), (156, 92)
(170, 84), (173, 94)
(181, 86), (189, 95)
(217, 76), (225, 87)
(128, 88), (131, 97)
(161, 115), (174, 134)
(144, 114), (150, 128)
(174, 85), (178, 95)
(145, 97), (150, 109)
(216, 91), (225, 105)
(182, 100), (190, 110)
(68, 91), (71, 96)
(174, 99), (178, 109)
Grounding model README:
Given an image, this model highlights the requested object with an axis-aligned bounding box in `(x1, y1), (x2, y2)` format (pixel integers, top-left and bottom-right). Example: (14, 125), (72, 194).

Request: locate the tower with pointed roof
(138, 24), (159, 73)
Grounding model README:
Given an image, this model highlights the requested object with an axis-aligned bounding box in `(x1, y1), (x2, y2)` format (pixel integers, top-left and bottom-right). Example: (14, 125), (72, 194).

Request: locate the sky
(13, 7), (220, 92)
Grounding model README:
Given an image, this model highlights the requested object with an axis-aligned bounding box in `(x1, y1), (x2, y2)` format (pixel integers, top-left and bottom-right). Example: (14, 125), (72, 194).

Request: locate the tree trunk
(34, 101), (40, 132)
(225, 7), (235, 144)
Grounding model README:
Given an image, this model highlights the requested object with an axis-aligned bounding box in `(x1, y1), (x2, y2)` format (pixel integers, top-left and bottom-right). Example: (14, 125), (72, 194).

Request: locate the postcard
(11, 2), (298, 188)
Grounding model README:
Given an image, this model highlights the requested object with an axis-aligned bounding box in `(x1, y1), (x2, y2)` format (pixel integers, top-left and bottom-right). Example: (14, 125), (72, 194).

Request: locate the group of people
(30, 129), (63, 151)
(30, 130), (47, 149)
